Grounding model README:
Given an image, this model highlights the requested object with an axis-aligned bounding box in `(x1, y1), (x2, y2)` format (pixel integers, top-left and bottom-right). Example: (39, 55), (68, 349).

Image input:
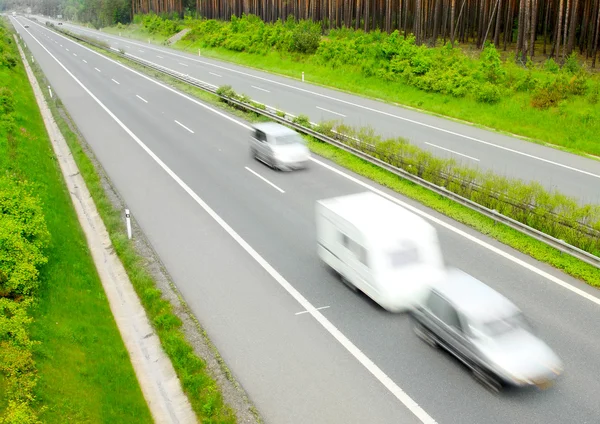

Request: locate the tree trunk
(450, 0), (456, 45)
(562, 0), (570, 58)
(567, 0), (579, 55)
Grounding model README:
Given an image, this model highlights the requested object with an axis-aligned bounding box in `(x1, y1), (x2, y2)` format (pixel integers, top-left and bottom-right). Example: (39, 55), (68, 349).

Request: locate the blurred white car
(410, 269), (563, 392)
(250, 122), (310, 171)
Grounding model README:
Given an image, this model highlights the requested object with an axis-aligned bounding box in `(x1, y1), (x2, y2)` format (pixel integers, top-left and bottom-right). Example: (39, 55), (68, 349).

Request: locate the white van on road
(316, 191), (447, 312)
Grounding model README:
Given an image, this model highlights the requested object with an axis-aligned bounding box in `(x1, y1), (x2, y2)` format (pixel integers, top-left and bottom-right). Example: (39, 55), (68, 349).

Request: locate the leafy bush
(292, 114), (312, 127)
(0, 176), (50, 297)
(531, 81), (567, 109)
(291, 20), (322, 54)
(475, 82), (502, 104)
(141, 13), (182, 37)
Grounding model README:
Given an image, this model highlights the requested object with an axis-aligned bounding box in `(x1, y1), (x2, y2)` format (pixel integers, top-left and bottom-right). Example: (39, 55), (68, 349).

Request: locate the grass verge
(20, 26), (237, 424)
(59, 26), (600, 288)
(1, 20), (153, 423)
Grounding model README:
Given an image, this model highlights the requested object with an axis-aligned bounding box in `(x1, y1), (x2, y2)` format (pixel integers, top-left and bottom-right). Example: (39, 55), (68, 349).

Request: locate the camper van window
(389, 246), (420, 267)
(340, 233), (368, 267)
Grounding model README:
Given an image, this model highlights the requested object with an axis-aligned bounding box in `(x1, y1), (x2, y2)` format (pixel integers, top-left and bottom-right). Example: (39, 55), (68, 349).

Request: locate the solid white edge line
(174, 120), (194, 134)
(17, 19), (437, 424)
(29, 18), (600, 309)
(245, 167), (285, 193)
(112, 78), (120, 85)
(425, 142), (480, 161)
(110, 46), (119, 52)
(317, 106), (347, 117)
(59, 23), (600, 180)
(251, 85), (270, 93)
(136, 94), (148, 103)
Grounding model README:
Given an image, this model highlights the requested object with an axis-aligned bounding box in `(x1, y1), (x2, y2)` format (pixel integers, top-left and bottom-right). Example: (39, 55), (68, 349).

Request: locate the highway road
(31, 16), (600, 205)
(13, 16), (600, 424)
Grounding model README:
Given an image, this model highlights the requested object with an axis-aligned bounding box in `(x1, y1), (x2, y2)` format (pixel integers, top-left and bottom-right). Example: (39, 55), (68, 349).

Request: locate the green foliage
(292, 114), (311, 127)
(475, 82), (502, 104)
(141, 13), (183, 37)
(291, 20), (321, 54)
(479, 44), (505, 84)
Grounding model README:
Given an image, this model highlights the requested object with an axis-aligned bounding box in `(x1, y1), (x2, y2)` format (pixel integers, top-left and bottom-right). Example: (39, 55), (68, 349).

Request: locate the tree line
(197, 0), (600, 64)
(2, 0), (598, 64)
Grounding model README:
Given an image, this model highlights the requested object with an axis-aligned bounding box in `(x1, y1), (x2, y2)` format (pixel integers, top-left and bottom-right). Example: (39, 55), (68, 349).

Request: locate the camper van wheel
(340, 276), (358, 292)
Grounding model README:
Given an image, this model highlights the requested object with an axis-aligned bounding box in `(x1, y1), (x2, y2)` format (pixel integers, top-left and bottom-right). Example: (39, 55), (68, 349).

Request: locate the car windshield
(273, 134), (304, 145)
(472, 313), (530, 338)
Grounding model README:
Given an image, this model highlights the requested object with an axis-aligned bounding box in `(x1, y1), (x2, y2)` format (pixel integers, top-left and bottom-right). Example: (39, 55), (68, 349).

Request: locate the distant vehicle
(316, 191), (446, 312)
(12, 11), (16, 16)
(410, 268), (563, 392)
(58, 22), (63, 25)
(250, 122), (310, 171)
(24, 24), (29, 28)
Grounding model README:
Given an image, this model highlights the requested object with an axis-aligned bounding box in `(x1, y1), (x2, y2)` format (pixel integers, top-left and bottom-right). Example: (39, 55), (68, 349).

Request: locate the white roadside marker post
(302, 72), (305, 82)
(48, 86), (53, 98)
(125, 209), (132, 239)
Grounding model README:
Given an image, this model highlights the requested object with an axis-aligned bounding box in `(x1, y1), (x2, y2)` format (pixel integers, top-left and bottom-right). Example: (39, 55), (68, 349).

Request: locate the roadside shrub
(0, 87), (15, 116)
(543, 58), (560, 73)
(0, 176), (50, 298)
(1, 52), (17, 69)
(215, 85), (237, 99)
(291, 20), (321, 54)
(475, 82), (502, 104)
(563, 52), (580, 74)
(531, 80), (567, 109)
(479, 44), (505, 84)
(292, 114), (311, 127)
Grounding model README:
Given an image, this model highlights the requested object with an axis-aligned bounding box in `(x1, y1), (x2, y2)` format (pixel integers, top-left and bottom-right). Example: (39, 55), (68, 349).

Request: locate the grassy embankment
(55, 25), (600, 288)
(19, 23), (238, 423)
(104, 14), (600, 158)
(0, 19), (152, 423)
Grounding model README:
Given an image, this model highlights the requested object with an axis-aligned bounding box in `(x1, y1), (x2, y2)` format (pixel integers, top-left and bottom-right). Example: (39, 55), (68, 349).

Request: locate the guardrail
(49, 25), (600, 269)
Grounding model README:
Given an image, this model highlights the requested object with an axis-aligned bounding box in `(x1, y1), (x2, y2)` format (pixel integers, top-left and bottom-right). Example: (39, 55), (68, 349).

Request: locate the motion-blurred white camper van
(316, 191), (446, 312)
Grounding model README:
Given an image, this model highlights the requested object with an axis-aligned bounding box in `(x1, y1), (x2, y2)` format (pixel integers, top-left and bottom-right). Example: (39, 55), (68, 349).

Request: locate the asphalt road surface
(13, 16), (600, 424)
(33, 16), (600, 205)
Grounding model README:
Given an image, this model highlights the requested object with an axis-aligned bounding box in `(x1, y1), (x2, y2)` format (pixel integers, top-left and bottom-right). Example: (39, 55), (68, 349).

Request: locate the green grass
(103, 22), (600, 158)
(66, 27), (600, 288)
(27, 29), (237, 423)
(0, 21), (153, 423)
